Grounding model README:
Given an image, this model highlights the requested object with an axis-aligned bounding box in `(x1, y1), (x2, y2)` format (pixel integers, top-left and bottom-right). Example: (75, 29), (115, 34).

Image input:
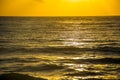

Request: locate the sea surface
(0, 16), (120, 80)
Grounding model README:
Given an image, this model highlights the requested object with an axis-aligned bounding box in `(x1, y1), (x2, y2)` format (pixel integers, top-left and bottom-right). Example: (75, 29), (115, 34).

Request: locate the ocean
(0, 16), (120, 80)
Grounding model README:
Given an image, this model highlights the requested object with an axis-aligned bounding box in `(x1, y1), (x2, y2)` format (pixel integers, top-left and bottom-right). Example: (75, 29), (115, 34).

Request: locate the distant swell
(60, 58), (120, 64)
(0, 58), (47, 63)
(0, 46), (120, 54)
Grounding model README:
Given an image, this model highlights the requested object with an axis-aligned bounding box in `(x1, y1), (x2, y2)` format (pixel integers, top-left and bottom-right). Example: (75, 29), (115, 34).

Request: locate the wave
(65, 71), (104, 76)
(0, 57), (48, 63)
(0, 46), (120, 54)
(60, 58), (120, 64)
(16, 64), (65, 72)
(0, 63), (66, 72)
(64, 71), (105, 80)
(0, 73), (47, 80)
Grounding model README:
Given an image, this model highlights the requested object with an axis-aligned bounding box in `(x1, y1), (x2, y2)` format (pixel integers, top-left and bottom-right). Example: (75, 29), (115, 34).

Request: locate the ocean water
(0, 16), (120, 80)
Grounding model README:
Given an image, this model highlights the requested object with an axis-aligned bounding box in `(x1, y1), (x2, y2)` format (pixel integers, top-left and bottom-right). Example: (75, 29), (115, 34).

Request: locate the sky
(0, 0), (120, 16)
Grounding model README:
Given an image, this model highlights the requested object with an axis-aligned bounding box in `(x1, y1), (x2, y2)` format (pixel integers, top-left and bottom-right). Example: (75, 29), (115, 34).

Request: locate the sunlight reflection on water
(0, 17), (120, 80)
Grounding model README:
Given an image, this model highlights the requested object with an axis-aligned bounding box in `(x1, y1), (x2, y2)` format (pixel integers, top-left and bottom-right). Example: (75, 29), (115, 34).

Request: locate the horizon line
(0, 15), (120, 17)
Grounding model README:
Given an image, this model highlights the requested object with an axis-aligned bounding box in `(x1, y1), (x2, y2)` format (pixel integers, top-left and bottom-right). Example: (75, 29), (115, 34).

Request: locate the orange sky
(0, 0), (120, 16)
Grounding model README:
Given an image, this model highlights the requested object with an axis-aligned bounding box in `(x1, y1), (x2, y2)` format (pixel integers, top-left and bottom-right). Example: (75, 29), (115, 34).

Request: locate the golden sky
(0, 0), (120, 16)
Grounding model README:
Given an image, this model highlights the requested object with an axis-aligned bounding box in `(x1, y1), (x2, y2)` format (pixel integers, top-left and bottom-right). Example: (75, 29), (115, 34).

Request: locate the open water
(0, 16), (120, 80)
